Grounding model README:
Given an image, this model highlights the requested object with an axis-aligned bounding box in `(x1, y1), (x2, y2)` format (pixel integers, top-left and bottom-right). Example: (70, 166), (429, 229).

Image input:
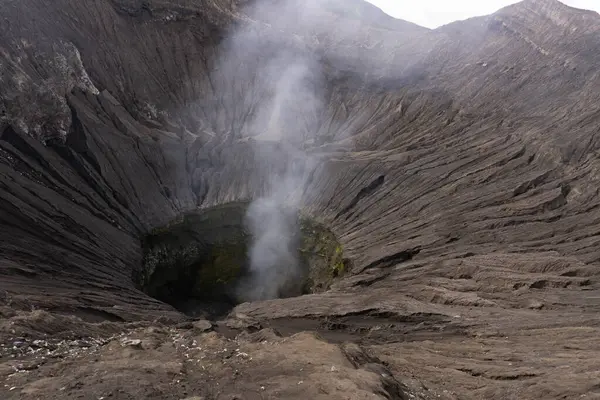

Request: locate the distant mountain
(318, 0), (430, 32)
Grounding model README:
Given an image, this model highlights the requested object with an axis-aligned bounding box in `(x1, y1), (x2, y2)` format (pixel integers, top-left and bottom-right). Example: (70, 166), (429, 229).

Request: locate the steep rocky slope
(2, 0), (600, 398)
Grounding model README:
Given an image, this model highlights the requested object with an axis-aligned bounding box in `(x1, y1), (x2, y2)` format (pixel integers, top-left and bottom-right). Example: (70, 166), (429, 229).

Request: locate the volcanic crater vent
(135, 202), (349, 318)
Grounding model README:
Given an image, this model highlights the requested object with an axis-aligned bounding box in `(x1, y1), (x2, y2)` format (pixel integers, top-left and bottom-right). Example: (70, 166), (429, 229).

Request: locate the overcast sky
(365, 0), (600, 28)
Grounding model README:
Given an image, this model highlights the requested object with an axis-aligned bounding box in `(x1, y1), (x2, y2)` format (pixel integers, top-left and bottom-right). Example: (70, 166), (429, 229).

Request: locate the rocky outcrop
(2, 0), (600, 399)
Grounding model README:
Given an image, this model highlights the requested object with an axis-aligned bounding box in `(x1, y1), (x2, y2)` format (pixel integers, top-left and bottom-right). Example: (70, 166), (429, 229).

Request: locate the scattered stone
(225, 316), (262, 331)
(121, 339), (143, 348)
(528, 300), (544, 310)
(175, 322), (194, 330)
(192, 320), (213, 333)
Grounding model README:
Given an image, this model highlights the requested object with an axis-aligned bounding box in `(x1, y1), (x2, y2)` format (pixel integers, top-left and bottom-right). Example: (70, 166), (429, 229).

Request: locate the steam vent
(2, 0), (600, 398)
(138, 202), (348, 318)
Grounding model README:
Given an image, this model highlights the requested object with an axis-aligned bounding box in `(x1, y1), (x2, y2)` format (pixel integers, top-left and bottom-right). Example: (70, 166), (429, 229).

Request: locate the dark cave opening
(135, 202), (349, 319)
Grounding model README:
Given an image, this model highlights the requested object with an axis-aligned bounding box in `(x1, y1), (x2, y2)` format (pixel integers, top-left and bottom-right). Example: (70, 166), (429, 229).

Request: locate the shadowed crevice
(335, 175), (385, 219)
(360, 247), (422, 272)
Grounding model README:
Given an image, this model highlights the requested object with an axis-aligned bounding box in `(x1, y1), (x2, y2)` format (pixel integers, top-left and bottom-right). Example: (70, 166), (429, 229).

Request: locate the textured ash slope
(1, 0), (600, 398)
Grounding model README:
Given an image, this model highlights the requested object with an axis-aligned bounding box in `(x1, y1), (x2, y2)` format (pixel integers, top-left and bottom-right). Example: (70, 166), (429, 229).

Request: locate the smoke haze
(209, 0), (329, 301)
(209, 0), (399, 302)
(237, 51), (321, 300)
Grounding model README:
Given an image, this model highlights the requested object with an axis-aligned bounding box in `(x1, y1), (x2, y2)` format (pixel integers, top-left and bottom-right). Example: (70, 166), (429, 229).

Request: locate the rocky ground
(2, 0), (600, 398)
(0, 311), (420, 399)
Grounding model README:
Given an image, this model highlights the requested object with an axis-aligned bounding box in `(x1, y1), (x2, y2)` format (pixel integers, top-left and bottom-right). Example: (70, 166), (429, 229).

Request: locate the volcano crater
(136, 202), (348, 318)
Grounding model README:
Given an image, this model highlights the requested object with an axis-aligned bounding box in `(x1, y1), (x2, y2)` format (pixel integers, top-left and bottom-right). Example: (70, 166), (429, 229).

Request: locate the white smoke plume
(237, 55), (321, 302)
(238, 156), (313, 301)
(209, 0), (386, 302)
